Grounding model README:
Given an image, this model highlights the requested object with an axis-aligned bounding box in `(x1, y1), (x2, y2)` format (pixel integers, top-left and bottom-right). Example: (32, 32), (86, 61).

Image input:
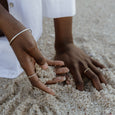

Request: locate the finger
(70, 65), (84, 91)
(45, 76), (66, 85)
(65, 74), (71, 84)
(55, 67), (69, 75)
(90, 58), (105, 69)
(29, 76), (55, 95)
(20, 53), (36, 76)
(21, 54), (55, 95)
(40, 62), (48, 70)
(88, 63), (107, 84)
(27, 45), (47, 69)
(84, 68), (102, 90)
(47, 60), (64, 66)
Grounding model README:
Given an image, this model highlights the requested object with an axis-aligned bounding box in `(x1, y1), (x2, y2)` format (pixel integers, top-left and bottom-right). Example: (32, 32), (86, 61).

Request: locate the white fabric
(0, 0), (76, 78)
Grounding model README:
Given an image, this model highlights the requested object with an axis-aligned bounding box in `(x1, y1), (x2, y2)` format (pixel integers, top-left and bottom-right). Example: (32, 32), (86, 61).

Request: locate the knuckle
(25, 41), (36, 52)
(85, 59), (90, 63)
(79, 61), (86, 68)
(37, 56), (45, 65)
(20, 59), (29, 70)
(71, 63), (78, 69)
(79, 61), (83, 66)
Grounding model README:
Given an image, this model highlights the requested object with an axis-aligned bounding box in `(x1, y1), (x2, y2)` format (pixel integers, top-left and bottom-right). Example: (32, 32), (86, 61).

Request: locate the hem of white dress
(0, 69), (24, 79)
(43, 13), (76, 18)
(42, 0), (76, 18)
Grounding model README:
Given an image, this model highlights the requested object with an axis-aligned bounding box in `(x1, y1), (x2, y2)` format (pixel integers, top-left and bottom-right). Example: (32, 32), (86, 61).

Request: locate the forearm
(54, 17), (73, 50)
(0, 4), (26, 42)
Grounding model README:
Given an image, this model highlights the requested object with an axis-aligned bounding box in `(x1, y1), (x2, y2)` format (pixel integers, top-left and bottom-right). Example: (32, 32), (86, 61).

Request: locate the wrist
(0, 11), (26, 42)
(55, 39), (74, 53)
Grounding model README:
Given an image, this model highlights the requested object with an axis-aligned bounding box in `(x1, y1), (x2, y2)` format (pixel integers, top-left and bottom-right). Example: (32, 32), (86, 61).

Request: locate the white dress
(0, 0), (76, 78)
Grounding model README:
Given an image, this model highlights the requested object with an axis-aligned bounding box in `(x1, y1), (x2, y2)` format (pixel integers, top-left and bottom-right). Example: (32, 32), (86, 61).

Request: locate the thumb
(27, 45), (48, 70)
(35, 55), (48, 70)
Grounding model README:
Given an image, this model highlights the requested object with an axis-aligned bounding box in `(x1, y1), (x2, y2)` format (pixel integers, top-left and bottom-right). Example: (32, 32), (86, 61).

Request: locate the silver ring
(84, 68), (90, 74)
(28, 73), (37, 79)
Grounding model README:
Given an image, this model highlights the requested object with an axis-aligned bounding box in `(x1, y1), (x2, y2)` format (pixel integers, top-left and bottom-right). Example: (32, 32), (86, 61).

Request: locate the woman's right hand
(0, 4), (69, 95)
(11, 30), (69, 95)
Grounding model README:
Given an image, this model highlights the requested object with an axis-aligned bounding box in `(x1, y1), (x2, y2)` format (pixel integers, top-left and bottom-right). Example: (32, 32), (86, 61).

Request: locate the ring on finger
(28, 73), (37, 78)
(84, 68), (90, 74)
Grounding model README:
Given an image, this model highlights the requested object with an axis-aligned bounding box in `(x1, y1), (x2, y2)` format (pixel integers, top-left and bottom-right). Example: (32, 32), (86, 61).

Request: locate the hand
(11, 31), (69, 95)
(0, 6), (69, 95)
(55, 43), (107, 91)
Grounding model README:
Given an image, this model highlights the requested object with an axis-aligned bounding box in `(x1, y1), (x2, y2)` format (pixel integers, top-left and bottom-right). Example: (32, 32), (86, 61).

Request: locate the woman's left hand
(55, 43), (107, 91)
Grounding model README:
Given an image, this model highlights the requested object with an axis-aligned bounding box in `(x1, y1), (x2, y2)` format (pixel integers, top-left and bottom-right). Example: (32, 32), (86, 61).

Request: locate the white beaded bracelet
(9, 28), (32, 45)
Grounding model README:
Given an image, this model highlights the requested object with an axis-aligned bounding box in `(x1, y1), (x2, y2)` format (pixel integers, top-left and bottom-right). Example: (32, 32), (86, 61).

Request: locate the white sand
(0, 0), (115, 115)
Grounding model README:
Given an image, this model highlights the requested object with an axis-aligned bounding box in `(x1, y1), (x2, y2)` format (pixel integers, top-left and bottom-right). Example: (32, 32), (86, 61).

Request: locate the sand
(0, 0), (115, 115)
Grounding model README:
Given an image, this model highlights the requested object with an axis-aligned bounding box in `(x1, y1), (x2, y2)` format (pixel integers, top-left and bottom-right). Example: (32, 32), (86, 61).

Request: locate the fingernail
(51, 92), (55, 96)
(60, 61), (64, 65)
(49, 89), (55, 95)
(66, 68), (70, 72)
(41, 63), (48, 70)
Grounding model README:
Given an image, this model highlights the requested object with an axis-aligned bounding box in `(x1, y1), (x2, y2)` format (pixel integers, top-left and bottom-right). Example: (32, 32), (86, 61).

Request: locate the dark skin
(0, 1), (107, 94)
(0, 0), (8, 36)
(0, 3), (69, 95)
(54, 17), (107, 90)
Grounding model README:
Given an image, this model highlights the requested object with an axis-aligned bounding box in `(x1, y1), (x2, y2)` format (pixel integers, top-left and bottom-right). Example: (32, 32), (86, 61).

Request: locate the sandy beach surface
(0, 0), (115, 115)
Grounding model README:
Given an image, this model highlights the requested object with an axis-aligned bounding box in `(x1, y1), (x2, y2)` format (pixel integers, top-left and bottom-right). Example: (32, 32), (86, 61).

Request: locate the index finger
(47, 60), (64, 66)
(21, 55), (55, 95)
